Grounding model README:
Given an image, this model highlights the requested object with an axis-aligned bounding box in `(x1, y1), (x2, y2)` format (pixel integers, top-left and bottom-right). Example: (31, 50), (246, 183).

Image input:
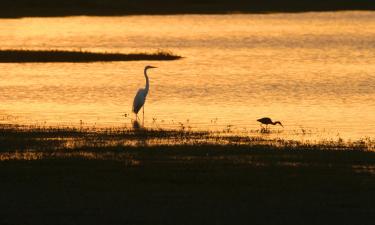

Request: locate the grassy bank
(0, 0), (374, 18)
(0, 49), (182, 63)
(0, 125), (375, 225)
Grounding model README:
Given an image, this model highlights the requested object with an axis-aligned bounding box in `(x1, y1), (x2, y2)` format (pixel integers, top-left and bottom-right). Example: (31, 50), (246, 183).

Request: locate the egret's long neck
(144, 68), (149, 94)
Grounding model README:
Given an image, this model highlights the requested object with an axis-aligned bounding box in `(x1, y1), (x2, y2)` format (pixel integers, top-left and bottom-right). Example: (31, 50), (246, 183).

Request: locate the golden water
(0, 12), (374, 140)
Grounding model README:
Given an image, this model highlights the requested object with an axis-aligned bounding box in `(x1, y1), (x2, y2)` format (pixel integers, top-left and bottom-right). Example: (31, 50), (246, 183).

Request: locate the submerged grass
(0, 49), (182, 62)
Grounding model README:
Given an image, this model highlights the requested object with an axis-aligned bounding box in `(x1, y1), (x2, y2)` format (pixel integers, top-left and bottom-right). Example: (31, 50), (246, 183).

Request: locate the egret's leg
(142, 106), (145, 126)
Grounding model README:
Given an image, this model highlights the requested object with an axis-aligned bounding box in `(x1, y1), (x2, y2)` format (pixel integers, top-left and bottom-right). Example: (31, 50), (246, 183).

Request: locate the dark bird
(257, 117), (283, 129)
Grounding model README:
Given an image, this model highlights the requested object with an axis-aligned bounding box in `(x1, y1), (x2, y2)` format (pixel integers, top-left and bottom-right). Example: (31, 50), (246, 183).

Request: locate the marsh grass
(1, 123), (374, 177)
(1, 124), (375, 225)
(1, 124), (375, 186)
(0, 49), (182, 62)
(0, 123), (373, 154)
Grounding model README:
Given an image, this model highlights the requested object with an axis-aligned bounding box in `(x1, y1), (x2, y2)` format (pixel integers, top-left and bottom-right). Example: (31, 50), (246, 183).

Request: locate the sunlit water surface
(0, 12), (374, 141)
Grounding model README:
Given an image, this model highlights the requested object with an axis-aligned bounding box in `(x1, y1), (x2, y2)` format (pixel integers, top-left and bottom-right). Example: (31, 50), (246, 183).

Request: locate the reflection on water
(0, 12), (374, 140)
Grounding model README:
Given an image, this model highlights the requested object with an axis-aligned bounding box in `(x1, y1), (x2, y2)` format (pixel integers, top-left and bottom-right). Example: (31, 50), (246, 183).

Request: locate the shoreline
(1, 126), (375, 225)
(1, 9), (374, 19)
(1, 132), (375, 225)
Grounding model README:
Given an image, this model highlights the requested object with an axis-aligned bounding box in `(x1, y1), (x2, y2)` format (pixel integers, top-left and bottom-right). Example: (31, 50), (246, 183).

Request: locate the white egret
(132, 65), (157, 124)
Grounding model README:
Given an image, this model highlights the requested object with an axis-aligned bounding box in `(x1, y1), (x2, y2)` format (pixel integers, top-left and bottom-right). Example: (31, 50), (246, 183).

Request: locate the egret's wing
(132, 89), (146, 114)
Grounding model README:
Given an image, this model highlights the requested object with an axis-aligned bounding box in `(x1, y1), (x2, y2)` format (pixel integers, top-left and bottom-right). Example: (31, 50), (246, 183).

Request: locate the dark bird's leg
(260, 124), (266, 133)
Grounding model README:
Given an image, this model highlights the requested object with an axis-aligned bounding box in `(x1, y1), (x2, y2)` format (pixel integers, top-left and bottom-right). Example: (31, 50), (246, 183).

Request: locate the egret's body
(132, 65), (157, 123)
(257, 117), (283, 129)
(132, 88), (147, 115)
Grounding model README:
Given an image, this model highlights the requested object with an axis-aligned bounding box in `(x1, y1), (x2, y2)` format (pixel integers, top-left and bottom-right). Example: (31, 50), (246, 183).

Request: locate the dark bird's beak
(150, 66), (157, 69)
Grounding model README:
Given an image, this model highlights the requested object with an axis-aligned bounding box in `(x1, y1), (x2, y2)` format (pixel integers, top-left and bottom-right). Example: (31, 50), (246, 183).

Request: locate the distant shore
(0, 0), (374, 18)
(0, 49), (181, 63)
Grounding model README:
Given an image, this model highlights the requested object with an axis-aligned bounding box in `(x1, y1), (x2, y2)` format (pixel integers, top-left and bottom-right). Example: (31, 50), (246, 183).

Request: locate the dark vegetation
(0, 124), (372, 152)
(0, 49), (182, 63)
(1, 0), (374, 18)
(0, 125), (375, 224)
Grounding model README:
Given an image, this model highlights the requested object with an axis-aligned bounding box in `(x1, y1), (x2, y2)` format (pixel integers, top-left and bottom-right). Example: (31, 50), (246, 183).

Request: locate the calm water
(0, 12), (374, 140)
